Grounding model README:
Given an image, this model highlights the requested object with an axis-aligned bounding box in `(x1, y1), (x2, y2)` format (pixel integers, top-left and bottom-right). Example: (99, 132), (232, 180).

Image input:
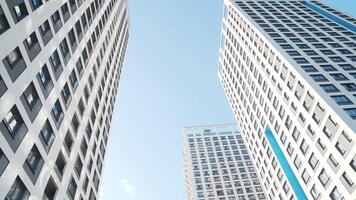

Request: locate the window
(51, 10), (62, 33)
(80, 138), (88, 157)
(330, 56), (345, 62)
(60, 39), (70, 64)
(329, 187), (343, 200)
(23, 82), (40, 110)
(64, 131), (73, 154)
(310, 185), (320, 200)
(75, 21), (83, 40)
(304, 50), (317, 56)
(12, 2), (29, 22)
(51, 100), (63, 124)
(76, 58), (84, 77)
(77, 99), (85, 116)
(71, 114), (79, 133)
(321, 50), (335, 55)
(55, 152), (66, 177)
(38, 20), (52, 45)
(339, 64), (355, 71)
(330, 73), (348, 81)
(331, 95), (353, 105)
(1, 105), (28, 152)
(311, 57), (326, 63)
(21, 82), (42, 122)
(6, 177), (30, 200)
(300, 139), (309, 155)
(341, 83), (356, 92)
(301, 65), (317, 72)
(69, 70), (78, 90)
(43, 176), (57, 200)
(67, 177), (77, 200)
(310, 74), (328, 82)
(24, 144), (44, 183)
(0, 148), (9, 176)
(318, 169), (330, 186)
(30, 0), (43, 10)
(39, 120), (55, 152)
(83, 176), (89, 192)
(23, 31), (41, 61)
(294, 57), (309, 64)
(320, 65), (336, 72)
(350, 158), (356, 172)
(49, 50), (62, 74)
(61, 83), (71, 106)
(3, 108), (18, 134)
(2, 47), (27, 82)
(320, 84), (339, 93)
(309, 153), (319, 170)
(37, 64), (53, 98)
(61, 3), (70, 22)
(345, 108), (356, 119)
(6, 48), (21, 67)
(74, 156), (83, 177)
(0, 6), (10, 34)
(342, 172), (354, 187)
(82, 48), (88, 64)
(69, 0), (77, 13)
(68, 29), (77, 50)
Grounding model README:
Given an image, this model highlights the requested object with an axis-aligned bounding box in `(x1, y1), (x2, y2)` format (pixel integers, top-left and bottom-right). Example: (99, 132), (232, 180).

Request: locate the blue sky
(100, 1), (356, 199)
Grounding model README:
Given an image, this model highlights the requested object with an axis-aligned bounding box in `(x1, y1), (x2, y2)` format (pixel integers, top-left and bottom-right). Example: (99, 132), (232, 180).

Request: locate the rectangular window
(49, 50), (62, 71)
(43, 176), (57, 199)
(25, 144), (43, 174)
(331, 95), (353, 105)
(55, 151), (66, 177)
(6, 177), (30, 200)
(12, 2), (29, 22)
(3, 106), (24, 137)
(74, 156), (83, 177)
(40, 120), (55, 152)
(318, 169), (330, 186)
(2, 47), (27, 82)
(329, 187), (343, 200)
(51, 100), (63, 123)
(67, 177), (77, 199)
(61, 83), (71, 106)
(0, 148), (9, 176)
(0, 6), (10, 34)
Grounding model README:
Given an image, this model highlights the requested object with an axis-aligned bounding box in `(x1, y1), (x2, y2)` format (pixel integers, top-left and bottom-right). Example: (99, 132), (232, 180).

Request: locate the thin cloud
(119, 178), (136, 196)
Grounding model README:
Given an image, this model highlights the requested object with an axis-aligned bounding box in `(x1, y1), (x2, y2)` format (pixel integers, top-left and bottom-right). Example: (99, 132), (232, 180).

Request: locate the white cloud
(119, 178), (136, 196)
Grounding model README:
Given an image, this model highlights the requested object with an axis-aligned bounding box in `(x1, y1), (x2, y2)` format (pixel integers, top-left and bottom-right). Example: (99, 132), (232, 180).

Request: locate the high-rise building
(218, 0), (356, 199)
(183, 124), (266, 200)
(0, 0), (129, 199)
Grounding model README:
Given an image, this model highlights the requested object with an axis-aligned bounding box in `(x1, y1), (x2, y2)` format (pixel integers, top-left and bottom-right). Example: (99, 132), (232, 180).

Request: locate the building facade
(0, 0), (129, 199)
(218, 0), (356, 200)
(183, 124), (266, 200)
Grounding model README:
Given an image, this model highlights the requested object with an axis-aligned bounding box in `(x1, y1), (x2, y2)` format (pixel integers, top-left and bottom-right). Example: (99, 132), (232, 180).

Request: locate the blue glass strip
(303, 1), (356, 32)
(204, 132), (216, 136)
(265, 127), (308, 200)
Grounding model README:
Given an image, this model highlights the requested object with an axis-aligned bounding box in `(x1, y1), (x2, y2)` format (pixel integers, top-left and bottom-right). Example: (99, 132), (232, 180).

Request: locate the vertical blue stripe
(265, 126), (308, 200)
(303, 1), (356, 32)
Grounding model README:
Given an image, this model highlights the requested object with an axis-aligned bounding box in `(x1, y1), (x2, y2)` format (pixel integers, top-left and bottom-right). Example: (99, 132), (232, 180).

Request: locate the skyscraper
(183, 124), (266, 200)
(218, 0), (356, 199)
(0, 0), (129, 199)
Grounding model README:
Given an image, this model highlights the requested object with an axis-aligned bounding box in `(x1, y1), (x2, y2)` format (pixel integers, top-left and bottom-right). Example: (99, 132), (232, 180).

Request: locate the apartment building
(183, 124), (266, 200)
(0, 0), (129, 199)
(218, 0), (355, 199)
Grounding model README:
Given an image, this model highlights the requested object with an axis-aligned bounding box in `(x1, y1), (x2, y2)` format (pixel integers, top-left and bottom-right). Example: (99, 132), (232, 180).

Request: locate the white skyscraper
(183, 124), (266, 200)
(0, 0), (129, 199)
(218, 0), (355, 199)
